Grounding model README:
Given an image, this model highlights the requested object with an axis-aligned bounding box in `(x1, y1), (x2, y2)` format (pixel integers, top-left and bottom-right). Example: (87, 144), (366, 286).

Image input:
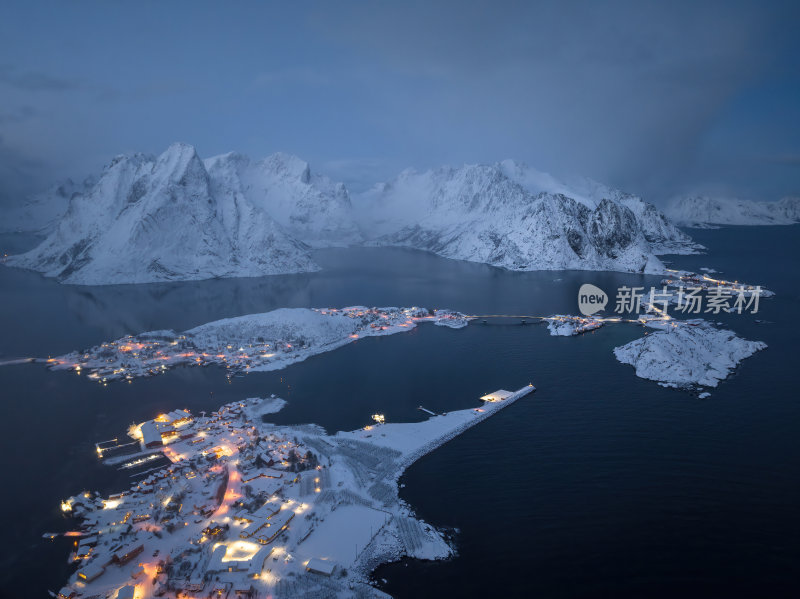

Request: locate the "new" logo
(578, 283), (607, 316)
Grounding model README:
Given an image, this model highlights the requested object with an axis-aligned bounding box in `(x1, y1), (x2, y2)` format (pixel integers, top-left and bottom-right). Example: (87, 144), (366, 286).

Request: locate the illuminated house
(76, 563), (105, 583)
(306, 557), (335, 576)
(479, 389), (514, 402)
(206, 541), (273, 576)
(203, 521), (228, 537)
(252, 509), (294, 545)
(138, 409), (195, 449)
(166, 409), (192, 426)
(112, 542), (144, 565)
(139, 421), (163, 449)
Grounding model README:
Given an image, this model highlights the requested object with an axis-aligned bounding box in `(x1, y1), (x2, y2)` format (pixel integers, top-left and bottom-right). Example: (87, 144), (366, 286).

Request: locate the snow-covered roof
(206, 544), (228, 572)
(306, 557), (335, 576)
(252, 500), (282, 519)
(480, 389), (514, 402)
(168, 409), (192, 422)
(77, 562), (105, 582)
(140, 421), (162, 447)
(115, 584), (136, 599)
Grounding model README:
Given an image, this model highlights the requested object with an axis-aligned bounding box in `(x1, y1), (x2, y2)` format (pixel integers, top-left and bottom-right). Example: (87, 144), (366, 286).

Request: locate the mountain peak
(157, 142), (201, 166)
(261, 152), (312, 184)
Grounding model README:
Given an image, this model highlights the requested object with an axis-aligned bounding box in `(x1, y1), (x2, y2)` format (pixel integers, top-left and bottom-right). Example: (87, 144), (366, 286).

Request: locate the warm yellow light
(103, 498), (123, 510)
(128, 423), (143, 441)
(259, 570), (277, 584)
(214, 540), (260, 562)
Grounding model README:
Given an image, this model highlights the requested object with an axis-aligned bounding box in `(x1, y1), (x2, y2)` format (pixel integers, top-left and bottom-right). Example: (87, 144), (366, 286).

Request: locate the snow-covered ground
(613, 319), (766, 392)
(46, 307), (470, 383)
(665, 195), (800, 227)
(53, 386), (534, 598)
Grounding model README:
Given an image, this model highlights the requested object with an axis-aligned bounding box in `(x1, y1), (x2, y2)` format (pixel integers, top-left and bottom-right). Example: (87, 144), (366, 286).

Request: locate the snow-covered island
(545, 315), (605, 336)
(660, 269), (774, 299)
(46, 307), (470, 384)
(52, 387), (535, 599)
(613, 319), (766, 392)
(538, 311), (766, 395)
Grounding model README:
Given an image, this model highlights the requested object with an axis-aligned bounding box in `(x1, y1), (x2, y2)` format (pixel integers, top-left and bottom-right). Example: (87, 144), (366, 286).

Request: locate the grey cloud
(0, 105), (36, 124)
(0, 64), (79, 92)
(766, 154), (800, 166)
(319, 158), (400, 193)
(307, 1), (794, 201)
(0, 135), (50, 207)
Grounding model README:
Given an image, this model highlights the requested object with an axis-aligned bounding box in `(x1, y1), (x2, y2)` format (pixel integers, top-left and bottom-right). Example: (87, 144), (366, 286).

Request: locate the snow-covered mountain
(356, 161), (700, 274)
(5, 147), (702, 284)
(6, 144), (319, 284)
(0, 177), (95, 234)
(665, 195), (800, 227)
(204, 152), (362, 247)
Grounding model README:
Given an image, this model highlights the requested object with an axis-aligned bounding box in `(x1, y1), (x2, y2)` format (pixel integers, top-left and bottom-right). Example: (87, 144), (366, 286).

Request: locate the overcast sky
(0, 0), (797, 206)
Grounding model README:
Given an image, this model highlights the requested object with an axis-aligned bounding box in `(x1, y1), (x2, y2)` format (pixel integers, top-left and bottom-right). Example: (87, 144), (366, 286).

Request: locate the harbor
(50, 385), (534, 599)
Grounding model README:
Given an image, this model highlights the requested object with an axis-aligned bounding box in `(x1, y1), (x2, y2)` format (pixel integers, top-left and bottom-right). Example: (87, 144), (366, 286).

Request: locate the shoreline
(53, 385), (534, 598)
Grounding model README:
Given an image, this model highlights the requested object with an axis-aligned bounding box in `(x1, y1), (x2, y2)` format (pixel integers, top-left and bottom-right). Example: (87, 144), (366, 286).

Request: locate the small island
(45, 307), (469, 385)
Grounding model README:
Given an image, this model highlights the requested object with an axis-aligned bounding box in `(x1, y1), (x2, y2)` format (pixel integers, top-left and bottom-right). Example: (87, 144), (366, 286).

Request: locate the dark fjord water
(0, 226), (797, 598)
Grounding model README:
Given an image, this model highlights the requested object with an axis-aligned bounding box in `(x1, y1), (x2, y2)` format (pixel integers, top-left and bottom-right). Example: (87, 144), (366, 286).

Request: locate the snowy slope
(6, 147), (702, 283)
(357, 161), (699, 274)
(0, 178), (95, 234)
(204, 152), (362, 247)
(665, 195), (800, 227)
(7, 143), (318, 284)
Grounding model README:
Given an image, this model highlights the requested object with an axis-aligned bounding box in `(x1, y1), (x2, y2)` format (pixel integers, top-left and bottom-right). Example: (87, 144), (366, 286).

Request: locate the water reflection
(1, 238), (662, 358)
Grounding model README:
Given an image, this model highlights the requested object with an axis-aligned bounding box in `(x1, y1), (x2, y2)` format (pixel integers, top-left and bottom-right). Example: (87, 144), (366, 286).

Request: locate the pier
(0, 357), (35, 366)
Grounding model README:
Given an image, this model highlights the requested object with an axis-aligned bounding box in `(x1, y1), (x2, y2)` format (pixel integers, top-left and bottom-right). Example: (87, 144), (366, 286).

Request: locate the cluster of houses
(56, 399), (337, 599)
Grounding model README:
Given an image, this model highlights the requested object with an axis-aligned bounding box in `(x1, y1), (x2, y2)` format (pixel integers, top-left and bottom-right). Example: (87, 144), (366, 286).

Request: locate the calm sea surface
(0, 226), (797, 598)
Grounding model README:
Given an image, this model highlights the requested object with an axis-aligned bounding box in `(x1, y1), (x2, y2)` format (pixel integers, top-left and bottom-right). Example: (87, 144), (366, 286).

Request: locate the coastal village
(41, 291), (768, 598)
(661, 269), (773, 298)
(52, 387), (535, 598)
(43, 307), (470, 385)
